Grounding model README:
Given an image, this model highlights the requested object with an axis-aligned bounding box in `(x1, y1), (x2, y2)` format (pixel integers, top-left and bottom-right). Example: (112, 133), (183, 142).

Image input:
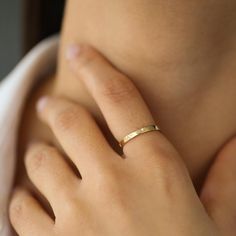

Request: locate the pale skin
(9, 0), (236, 235)
(9, 44), (236, 235)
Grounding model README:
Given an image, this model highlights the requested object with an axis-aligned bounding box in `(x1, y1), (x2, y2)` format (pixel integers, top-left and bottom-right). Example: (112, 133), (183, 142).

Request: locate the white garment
(0, 36), (59, 236)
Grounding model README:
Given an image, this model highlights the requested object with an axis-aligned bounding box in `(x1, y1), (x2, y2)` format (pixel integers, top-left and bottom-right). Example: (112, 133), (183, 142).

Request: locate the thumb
(200, 136), (236, 236)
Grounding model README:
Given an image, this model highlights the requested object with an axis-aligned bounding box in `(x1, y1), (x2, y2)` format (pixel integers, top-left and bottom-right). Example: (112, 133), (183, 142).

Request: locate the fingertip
(66, 44), (81, 61)
(36, 96), (50, 113)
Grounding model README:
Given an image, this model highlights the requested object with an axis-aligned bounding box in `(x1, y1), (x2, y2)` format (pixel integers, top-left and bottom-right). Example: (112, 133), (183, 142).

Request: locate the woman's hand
(9, 45), (236, 236)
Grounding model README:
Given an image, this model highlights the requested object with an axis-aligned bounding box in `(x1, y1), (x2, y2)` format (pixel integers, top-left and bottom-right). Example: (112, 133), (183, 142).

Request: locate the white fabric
(0, 36), (59, 236)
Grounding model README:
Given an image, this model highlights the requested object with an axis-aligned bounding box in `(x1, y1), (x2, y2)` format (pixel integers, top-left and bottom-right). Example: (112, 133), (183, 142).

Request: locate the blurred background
(0, 0), (65, 79)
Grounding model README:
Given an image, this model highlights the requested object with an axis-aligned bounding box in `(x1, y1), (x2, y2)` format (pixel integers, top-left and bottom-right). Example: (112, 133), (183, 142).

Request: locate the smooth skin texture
(10, 45), (236, 235)
(57, 0), (236, 184)
(16, 0), (236, 191)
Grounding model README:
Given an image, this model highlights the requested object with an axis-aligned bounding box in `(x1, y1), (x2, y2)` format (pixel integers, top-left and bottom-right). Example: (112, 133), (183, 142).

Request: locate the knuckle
(149, 141), (184, 174)
(142, 145), (188, 197)
(26, 149), (46, 172)
(100, 74), (138, 104)
(95, 169), (123, 201)
(9, 194), (29, 222)
(56, 200), (89, 232)
(61, 194), (80, 216)
(95, 170), (129, 211)
(26, 146), (56, 172)
(96, 170), (117, 193)
(53, 106), (82, 131)
(144, 144), (177, 172)
(79, 45), (98, 69)
(9, 202), (22, 221)
(147, 156), (177, 196)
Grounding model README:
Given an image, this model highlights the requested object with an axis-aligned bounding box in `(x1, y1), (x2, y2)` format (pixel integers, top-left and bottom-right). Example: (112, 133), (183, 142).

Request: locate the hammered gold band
(119, 124), (160, 148)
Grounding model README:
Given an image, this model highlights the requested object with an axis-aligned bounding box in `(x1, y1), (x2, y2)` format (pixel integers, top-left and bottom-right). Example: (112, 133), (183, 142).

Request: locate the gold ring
(119, 124), (160, 148)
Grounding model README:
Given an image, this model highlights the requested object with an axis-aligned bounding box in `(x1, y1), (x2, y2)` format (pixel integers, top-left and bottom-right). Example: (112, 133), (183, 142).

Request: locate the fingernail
(36, 96), (49, 112)
(66, 44), (81, 61)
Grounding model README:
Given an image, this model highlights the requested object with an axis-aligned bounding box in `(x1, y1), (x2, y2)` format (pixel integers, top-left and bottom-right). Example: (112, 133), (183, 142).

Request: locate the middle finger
(36, 96), (118, 179)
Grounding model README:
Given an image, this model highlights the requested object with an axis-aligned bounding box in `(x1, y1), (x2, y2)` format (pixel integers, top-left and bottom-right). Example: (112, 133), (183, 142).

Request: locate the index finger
(66, 44), (177, 161)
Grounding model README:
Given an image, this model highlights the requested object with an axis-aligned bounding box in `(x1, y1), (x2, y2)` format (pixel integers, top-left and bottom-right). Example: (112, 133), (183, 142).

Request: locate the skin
(10, 45), (236, 235)
(58, 0), (236, 184)
(10, 0), (236, 234)
(16, 0), (236, 189)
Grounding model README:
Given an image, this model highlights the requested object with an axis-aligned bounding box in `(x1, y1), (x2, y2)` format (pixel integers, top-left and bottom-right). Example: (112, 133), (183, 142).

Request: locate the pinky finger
(9, 189), (54, 236)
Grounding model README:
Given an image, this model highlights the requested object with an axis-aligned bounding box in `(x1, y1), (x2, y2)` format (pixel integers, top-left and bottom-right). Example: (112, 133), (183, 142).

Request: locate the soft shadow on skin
(16, 0), (236, 206)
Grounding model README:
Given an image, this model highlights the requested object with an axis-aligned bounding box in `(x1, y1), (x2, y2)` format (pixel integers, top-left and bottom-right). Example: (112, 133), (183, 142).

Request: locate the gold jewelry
(119, 124), (160, 148)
